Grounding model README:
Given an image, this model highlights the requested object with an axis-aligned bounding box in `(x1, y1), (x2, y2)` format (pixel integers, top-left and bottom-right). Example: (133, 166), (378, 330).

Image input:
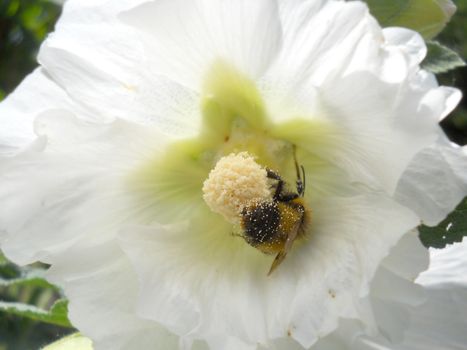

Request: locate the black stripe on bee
(241, 201), (281, 246)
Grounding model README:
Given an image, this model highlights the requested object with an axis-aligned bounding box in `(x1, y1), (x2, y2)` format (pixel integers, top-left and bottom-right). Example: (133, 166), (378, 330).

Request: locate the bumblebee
(240, 149), (309, 275)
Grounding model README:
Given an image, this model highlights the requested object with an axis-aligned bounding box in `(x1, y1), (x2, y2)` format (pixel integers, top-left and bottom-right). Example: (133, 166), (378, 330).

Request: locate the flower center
(129, 62), (338, 253)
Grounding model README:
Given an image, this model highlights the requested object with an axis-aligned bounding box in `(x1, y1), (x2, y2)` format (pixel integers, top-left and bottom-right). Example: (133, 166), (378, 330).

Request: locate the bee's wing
(267, 220), (301, 276)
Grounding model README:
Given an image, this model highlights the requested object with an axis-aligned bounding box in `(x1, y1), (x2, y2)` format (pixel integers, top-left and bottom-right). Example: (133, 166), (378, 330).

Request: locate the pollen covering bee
(240, 149), (309, 275)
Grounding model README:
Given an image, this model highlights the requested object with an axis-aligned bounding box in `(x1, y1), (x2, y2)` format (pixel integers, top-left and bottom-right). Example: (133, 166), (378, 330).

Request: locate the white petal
(47, 240), (180, 350)
(398, 286), (467, 348)
(287, 195), (418, 347)
(51, 0), (146, 81)
(369, 268), (425, 342)
(425, 86), (462, 121)
(395, 135), (467, 226)
(362, 234), (427, 345)
(121, 0), (283, 89)
(295, 7), (420, 86)
(39, 4), (202, 136)
(0, 112), (168, 265)
(271, 1), (424, 86)
(418, 238), (467, 287)
(261, 1), (454, 195)
(120, 189), (418, 349)
(408, 70), (462, 122)
(0, 69), (71, 155)
(383, 28), (427, 71)
(417, 240), (467, 348)
(270, 1), (376, 86)
(261, 337), (306, 350)
(205, 337), (257, 350)
(269, 69), (442, 194)
(312, 237), (467, 350)
(307, 232), (429, 350)
(379, 231), (429, 281)
(40, 46), (201, 137)
(38, 45), (133, 123)
(385, 239), (467, 349)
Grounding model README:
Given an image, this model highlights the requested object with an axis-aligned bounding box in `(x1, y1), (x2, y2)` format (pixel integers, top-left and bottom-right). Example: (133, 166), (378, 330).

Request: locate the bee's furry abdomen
(241, 202), (281, 246)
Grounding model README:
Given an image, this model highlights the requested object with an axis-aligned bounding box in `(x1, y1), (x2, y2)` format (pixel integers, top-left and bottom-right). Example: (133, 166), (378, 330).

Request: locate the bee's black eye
(241, 202), (280, 245)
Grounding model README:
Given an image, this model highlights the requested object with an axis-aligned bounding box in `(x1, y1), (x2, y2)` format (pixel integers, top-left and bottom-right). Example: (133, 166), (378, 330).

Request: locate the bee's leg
(266, 168), (281, 181)
(277, 192), (299, 202)
(268, 251), (287, 276)
(266, 168), (284, 200)
(230, 231), (244, 238)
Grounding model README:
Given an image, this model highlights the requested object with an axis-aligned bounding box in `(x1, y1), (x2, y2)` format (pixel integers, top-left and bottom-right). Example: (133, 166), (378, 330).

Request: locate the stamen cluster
(202, 152), (271, 224)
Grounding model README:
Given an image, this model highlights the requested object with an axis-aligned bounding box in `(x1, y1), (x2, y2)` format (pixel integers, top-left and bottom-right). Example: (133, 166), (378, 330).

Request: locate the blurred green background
(0, 0), (466, 349)
(0, 0), (60, 101)
(437, 0), (467, 145)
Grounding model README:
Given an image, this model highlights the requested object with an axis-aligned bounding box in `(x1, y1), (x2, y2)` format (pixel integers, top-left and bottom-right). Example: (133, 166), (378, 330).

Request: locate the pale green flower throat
(131, 62), (336, 246)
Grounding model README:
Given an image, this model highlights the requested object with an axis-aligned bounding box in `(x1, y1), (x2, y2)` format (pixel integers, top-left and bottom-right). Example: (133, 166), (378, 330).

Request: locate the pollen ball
(202, 152), (271, 224)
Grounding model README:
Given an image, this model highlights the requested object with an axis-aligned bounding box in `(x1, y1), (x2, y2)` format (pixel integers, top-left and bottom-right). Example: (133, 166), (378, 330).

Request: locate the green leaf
(0, 252), (8, 266)
(42, 334), (93, 350)
(365, 0), (456, 39)
(6, 0), (20, 17)
(419, 197), (467, 249)
(0, 256), (60, 291)
(0, 258), (21, 280)
(0, 268), (58, 289)
(422, 41), (466, 73)
(0, 299), (73, 328)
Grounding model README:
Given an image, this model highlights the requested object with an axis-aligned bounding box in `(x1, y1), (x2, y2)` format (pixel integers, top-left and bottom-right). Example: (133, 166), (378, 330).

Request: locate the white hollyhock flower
(1, 0), (466, 349)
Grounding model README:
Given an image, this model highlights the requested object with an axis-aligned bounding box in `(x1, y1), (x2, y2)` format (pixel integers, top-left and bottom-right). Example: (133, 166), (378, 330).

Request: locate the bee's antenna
(300, 165), (306, 197)
(293, 145), (305, 196)
(292, 145), (300, 181)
